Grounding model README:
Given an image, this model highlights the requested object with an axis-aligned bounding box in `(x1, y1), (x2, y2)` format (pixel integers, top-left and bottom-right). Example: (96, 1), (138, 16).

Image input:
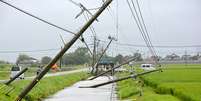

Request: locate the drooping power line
(0, 0), (76, 35)
(0, 48), (60, 53)
(126, 0), (159, 64)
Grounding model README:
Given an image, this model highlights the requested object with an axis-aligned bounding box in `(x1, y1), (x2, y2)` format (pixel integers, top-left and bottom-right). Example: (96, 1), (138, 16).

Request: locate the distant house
(97, 58), (114, 71)
(18, 57), (39, 66)
(198, 56), (201, 61)
(164, 53), (180, 61)
(181, 55), (192, 60)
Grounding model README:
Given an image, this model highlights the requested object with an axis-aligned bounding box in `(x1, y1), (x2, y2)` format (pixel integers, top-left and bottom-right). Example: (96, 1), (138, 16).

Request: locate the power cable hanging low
(126, 0), (159, 64)
(134, 0), (160, 64)
(98, 39), (201, 48)
(126, 0), (153, 53)
(83, 12), (97, 37)
(0, 48), (60, 53)
(129, 0), (156, 57)
(135, 0), (158, 57)
(0, 0), (95, 55)
(0, 0), (76, 35)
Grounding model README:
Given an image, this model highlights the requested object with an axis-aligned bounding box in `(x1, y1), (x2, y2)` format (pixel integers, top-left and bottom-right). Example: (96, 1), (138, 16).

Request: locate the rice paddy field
(116, 64), (201, 101)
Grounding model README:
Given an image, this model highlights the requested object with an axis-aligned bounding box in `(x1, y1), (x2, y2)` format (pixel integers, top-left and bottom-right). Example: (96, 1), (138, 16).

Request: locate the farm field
(116, 64), (201, 101)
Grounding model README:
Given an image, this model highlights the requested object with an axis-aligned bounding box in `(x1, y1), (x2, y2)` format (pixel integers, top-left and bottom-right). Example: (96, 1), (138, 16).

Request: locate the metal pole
(5, 67), (28, 85)
(89, 58), (136, 80)
(81, 69), (162, 88)
(60, 46), (63, 70)
(15, 0), (112, 100)
(185, 50), (188, 67)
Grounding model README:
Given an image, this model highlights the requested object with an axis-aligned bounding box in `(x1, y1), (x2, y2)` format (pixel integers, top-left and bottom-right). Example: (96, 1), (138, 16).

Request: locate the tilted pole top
(15, 0), (113, 100)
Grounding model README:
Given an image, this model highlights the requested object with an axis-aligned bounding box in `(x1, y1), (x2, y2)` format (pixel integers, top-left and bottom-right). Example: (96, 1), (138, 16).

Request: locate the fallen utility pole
(80, 69), (162, 88)
(5, 67), (28, 85)
(89, 58), (136, 80)
(15, 0), (113, 100)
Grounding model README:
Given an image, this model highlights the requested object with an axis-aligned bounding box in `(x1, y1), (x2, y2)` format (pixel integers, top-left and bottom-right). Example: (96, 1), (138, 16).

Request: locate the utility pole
(94, 36), (116, 74)
(60, 46), (62, 70)
(59, 34), (66, 70)
(81, 69), (162, 88)
(15, 0), (113, 100)
(89, 58), (137, 80)
(185, 50), (187, 67)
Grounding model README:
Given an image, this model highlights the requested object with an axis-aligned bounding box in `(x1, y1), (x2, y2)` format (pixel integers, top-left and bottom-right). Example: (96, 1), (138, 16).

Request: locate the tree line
(13, 47), (143, 66)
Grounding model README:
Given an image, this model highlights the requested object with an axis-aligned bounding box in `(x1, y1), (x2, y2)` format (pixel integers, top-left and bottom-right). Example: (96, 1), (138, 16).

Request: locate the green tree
(16, 54), (31, 64)
(62, 47), (91, 65)
(133, 52), (143, 61)
(41, 56), (52, 65)
(114, 54), (123, 64)
(0, 60), (8, 64)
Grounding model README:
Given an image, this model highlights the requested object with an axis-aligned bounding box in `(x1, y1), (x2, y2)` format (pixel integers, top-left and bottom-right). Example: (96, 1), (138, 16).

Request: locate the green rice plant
(142, 64), (201, 101)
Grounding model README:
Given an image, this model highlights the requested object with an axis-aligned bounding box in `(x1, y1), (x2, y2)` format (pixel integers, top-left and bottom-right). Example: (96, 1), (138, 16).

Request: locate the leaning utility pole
(80, 69), (162, 88)
(15, 0), (113, 100)
(89, 58), (137, 80)
(93, 36), (115, 74)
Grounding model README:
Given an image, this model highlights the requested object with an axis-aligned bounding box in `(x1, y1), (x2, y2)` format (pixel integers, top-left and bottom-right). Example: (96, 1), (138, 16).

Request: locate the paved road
(0, 68), (88, 83)
(44, 76), (117, 101)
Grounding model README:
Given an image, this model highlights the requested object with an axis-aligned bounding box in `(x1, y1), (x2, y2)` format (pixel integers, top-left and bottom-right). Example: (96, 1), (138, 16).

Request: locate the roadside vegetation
(0, 72), (89, 101)
(116, 64), (201, 101)
(0, 63), (87, 80)
(116, 72), (180, 101)
(142, 64), (201, 101)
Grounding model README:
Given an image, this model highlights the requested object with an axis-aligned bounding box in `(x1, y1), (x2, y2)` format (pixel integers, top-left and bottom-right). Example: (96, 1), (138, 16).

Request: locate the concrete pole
(81, 69), (162, 88)
(15, 0), (113, 100)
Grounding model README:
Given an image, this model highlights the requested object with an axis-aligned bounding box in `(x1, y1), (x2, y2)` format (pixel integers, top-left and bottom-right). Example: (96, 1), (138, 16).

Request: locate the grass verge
(0, 72), (89, 101)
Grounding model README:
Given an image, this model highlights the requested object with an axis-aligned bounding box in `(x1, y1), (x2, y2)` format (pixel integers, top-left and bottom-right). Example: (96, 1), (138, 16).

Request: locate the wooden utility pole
(81, 69), (162, 88)
(15, 0), (113, 100)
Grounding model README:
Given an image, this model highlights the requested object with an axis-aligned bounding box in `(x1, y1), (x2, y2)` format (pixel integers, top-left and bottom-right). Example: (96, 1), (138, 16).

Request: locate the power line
(99, 39), (201, 48)
(0, 0), (75, 35)
(116, 0), (119, 40)
(0, 0), (96, 55)
(126, 0), (159, 64)
(125, 0), (155, 56)
(0, 48), (60, 53)
(129, 0), (156, 57)
(135, 0), (157, 56)
(83, 12), (97, 37)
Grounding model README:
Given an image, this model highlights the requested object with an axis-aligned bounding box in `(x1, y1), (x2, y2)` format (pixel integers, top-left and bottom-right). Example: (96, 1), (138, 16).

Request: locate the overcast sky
(0, 0), (201, 62)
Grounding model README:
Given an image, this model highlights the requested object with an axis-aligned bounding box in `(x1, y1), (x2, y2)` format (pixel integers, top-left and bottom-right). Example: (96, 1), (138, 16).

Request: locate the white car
(10, 65), (24, 79)
(141, 64), (155, 70)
